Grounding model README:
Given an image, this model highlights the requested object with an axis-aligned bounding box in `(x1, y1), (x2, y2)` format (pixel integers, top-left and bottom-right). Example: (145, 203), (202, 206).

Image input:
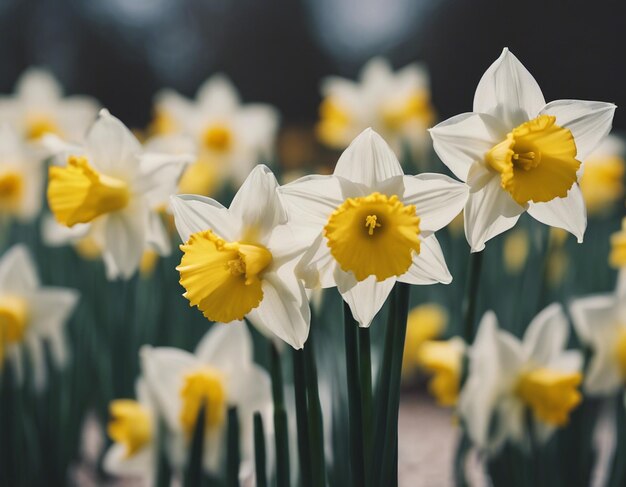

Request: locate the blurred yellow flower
(503, 228), (529, 274)
(416, 338), (464, 407)
(179, 368), (227, 437)
(108, 399), (153, 458)
(610, 218), (626, 268)
(403, 303), (447, 377)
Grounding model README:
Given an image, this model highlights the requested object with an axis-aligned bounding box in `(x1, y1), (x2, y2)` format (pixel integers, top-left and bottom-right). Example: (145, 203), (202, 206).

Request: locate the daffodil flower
(152, 75), (279, 187)
(416, 337), (465, 407)
(45, 109), (192, 280)
(0, 68), (99, 144)
(0, 245), (79, 391)
(0, 124), (45, 222)
(459, 304), (583, 453)
(140, 322), (272, 480)
(430, 48), (616, 252)
(103, 380), (156, 484)
(280, 128), (468, 327)
(170, 164), (311, 349)
(317, 58), (435, 161)
(570, 272), (626, 396)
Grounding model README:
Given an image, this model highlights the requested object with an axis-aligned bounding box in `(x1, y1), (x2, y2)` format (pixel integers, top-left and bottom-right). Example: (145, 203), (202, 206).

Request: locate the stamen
(513, 151), (540, 170)
(227, 258), (246, 276)
(365, 214), (381, 235)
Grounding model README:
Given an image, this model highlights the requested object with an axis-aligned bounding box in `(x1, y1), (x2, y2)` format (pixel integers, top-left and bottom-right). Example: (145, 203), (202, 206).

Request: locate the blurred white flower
(0, 124), (45, 222)
(0, 68), (99, 145)
(0, 245), (79, 391)
(430, 48), (616, 252)
(171, 164), (311, 349)
(152, 75), (279, 188)
(570, 271), (626, 396)
(45, 109), (191, 280)
(317, 57), (435, 161)
(280, 128), (468, 327)
(103, 380), (157, 484)
(140, 321), (273, 481)
(459, 304), (583, 454)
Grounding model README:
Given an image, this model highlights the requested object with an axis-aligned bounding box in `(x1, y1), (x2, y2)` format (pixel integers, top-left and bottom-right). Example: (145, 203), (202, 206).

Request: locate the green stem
(461, 251), (484, 342)
(292, 349), (313, 487)
(343, 301), (365, 487)
(155, 421), (172, 487)
(303, 330), (326, 487)
(608, 393), (626, 487)
(358, 326), (373, 459)
(253, 413), (268, 487)
(227, 407), (241, 487)
(184, 403), (206, 487)
(270, 344), (290, 487)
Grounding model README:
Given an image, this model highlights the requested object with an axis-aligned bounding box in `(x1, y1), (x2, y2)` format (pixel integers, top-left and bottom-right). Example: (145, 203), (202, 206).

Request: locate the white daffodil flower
(317, 58), (435, 161)
(570, 272), (626, 396)
(103, 380), (157, 485)
(0, 124), (45, 222)
(430, 48), (616, 252)
(140, 322), (273, 481)
(45, 109), (192, 280)
(170, 164), (310, 349)
(0, 245), (79, 391)
(279, 128), (468, 327)
(152, 75), (279, 188)
(459, 304), (583, 454)
(0, 68), (99, 145)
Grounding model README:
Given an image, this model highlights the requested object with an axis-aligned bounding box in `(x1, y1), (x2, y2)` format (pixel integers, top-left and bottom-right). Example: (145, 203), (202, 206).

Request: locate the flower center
(485, 115), (580, 205)
(0, 171), (24, 210)
(25, 115), (61, 141)
(179, 367), (227, 437)
(0, 295), (29, 346)
(324, 192), (420, 282)
(203, 124), (233, 153)
(177, 230), (273, 323)
(416, 340), (462, 407)
(316, 97), (351, 148)
(48, 155), (130, 227)
(515, 367), (582, 426)
(108, 399), (152, 458)
(380, 90), (435, 132)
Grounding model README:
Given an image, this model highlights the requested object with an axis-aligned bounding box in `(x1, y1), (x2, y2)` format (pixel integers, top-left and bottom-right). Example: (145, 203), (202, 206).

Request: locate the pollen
(177, 230), (273, 323)
(515, 367), (582, 426)
(0, 295), (29, 344)
(107, 399), (152, 458)
(485, 115), (580, 205)
(48, 156), (130, 227)
(179, 368), (227, 437)
(324, 192), (420, 281)
(203, 124), (233, 153)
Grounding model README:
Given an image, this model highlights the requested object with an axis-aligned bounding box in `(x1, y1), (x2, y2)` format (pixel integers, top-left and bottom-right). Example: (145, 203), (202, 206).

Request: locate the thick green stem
(253, 413), (268, 487)
(461, 251), (484, 342)
(226, 407), (241, 487)
(270, 344), (290, 487)
(184, 403), (206, 487)
(358, 326), (373, 459)
(293, 349), (313, 487)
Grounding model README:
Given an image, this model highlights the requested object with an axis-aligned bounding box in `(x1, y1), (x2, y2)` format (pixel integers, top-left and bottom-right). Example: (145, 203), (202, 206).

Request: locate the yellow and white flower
(140, 321), (272, 480)
(459, 304), (583, 453)
(280, 128), (468, 326)
(152, 75), (279, 188)
(416, 337), (465, 407)
(317, 58), (435, 160)
(0, 68), (99, 144)
(103, 380), (157, 484)
(0, 125), (45, 222)
(570, 272), (626, 396)
(0, 245), (79, 391)
(430, 48), (616, 252)
(171, 164), (311, 349)
(45, 109), (191, 280)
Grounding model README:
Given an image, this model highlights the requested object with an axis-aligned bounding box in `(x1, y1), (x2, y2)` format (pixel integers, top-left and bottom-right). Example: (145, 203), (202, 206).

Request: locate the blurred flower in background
(402, 302), (447, 377)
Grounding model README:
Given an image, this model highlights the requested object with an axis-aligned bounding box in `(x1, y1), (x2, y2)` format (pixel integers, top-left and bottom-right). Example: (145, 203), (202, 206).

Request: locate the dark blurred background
(1, 0), (625, 129)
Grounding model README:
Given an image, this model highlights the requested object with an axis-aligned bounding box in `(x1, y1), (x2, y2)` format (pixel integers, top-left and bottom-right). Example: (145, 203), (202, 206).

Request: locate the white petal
(541, 100), (616, 161)
(401, 173), (468, 234)
(522, 303), (568, 364)
(229, 165), (287, 240)
(429, 112), (503, 181)
(360, 57), (394, 87)
(102, 207), (146, 280)
(294, 233), (338, 289)
(170, 194), (237, 243)
(569, 294), (616, 346)
(247, 272), (310, 349)
(17, 68), (62, 102)
(197, 75), (240, 114)
(194, 321), (253, 372)
(398, 235), (451, 285)
(26, 337), (47, 392)
(333, 128), (403, 187)
(464, 176), (525, 252)
(145, 211), (171, 256)
(85, 109), (142, 177)
(0, 244), (39, 294)
(336, 272), (395, 327)
(584, 341), (623, 396)
(28, 288), (79, 340)
(527, 184), (586, 243)
(103, 443), (154, 479)
(548, 349), (583, 374)
(228, 365), (272, 412)
(473, 48), (546, 127)
(136, 152), (193, 208)
(55, 96), (100, 142)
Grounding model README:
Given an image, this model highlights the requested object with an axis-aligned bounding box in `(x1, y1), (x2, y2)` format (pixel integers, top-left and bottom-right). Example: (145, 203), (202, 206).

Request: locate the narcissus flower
(430, 48), (616, 252)
(140, 322), (272, 480)
(570, 273), (626, 396)
(0, 245), (79, 391)
(0, 125), (45, 222)
(280, 128), (468, 326)
(0, 68), (99, 144)
(45, 109), (191, 279)
(171, 165), (311, 349)
(402, 303), (447, 377)
(416, 337), (465, 407)
(610, 218), (626, 269)
(317, 58), (435, 161)
(459, 304), (583, 453)
(103, 380), (156, 484)
(152, 75), (279, 187)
